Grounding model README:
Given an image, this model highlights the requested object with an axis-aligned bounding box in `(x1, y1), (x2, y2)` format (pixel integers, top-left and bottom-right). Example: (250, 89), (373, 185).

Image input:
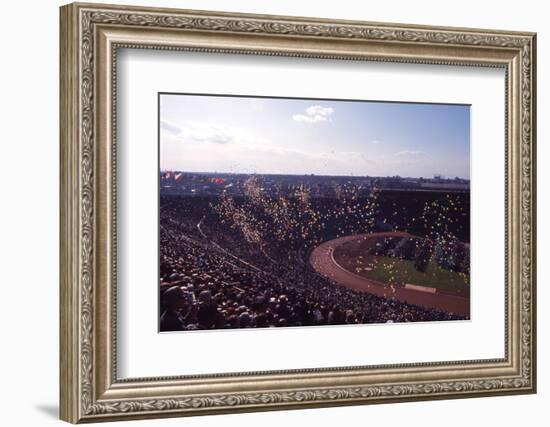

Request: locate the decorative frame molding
(60, 2), (536, 423)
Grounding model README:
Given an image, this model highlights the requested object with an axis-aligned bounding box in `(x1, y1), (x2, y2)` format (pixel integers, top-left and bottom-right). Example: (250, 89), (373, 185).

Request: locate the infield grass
(360, 256), (469, 297)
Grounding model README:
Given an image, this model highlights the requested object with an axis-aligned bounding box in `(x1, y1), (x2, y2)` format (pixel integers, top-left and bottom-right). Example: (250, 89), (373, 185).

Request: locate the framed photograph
(60, 2), (536, 423)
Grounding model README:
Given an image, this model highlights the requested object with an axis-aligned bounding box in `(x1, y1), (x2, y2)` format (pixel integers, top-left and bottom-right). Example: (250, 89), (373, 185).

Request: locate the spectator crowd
(159, 187), (468, 332)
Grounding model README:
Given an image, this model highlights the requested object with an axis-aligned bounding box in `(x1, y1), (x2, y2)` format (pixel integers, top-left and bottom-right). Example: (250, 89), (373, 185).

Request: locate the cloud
(292, 105), (334, 123)
(162, 121), (250, 145)
(395, 150), (423, 157)
(359, 153), (377, 165)
(160, 120), (182, 135)
(191, 125), (235, 145)
(370, 140), (384, 145)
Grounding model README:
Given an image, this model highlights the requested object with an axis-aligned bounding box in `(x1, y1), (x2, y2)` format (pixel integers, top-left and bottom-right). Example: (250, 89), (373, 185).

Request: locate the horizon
(159, 169), (470, 181)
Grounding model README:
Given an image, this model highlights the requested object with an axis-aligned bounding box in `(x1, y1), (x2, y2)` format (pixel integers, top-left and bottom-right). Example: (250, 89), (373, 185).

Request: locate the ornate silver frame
(60, 2), (536, 423)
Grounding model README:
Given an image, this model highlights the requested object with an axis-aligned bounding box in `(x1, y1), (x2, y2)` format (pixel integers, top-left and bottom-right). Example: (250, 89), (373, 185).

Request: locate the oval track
(309, 232), (470, 317)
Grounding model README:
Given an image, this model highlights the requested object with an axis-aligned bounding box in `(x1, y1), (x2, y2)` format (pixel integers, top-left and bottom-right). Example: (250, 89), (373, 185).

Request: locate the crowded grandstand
(160, 173), (470, 331)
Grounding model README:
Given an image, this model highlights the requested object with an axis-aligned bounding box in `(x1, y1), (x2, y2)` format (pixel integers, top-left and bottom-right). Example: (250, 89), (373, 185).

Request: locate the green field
(360, 256), (469, 296)
(333, 237), (470, 297)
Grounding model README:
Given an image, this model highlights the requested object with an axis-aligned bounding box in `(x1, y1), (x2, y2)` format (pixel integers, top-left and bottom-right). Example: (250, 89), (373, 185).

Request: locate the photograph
(57, 3), (536, 422)
(159, 94), (471, 332)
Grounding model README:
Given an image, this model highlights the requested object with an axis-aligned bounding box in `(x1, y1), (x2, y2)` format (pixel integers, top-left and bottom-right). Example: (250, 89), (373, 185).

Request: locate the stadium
(159, 172), (470, 332)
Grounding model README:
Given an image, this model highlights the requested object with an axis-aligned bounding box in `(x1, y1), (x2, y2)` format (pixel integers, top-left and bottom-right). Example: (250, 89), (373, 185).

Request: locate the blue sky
(160, 94), (470, 179)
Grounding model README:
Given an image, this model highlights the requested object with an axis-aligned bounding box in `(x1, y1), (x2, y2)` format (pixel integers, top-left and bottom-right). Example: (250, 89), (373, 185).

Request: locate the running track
(309, 232), (470, 317)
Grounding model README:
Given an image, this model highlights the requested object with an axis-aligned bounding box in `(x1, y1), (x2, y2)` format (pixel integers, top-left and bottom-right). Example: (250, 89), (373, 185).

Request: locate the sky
(160, 93), (470, 179)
